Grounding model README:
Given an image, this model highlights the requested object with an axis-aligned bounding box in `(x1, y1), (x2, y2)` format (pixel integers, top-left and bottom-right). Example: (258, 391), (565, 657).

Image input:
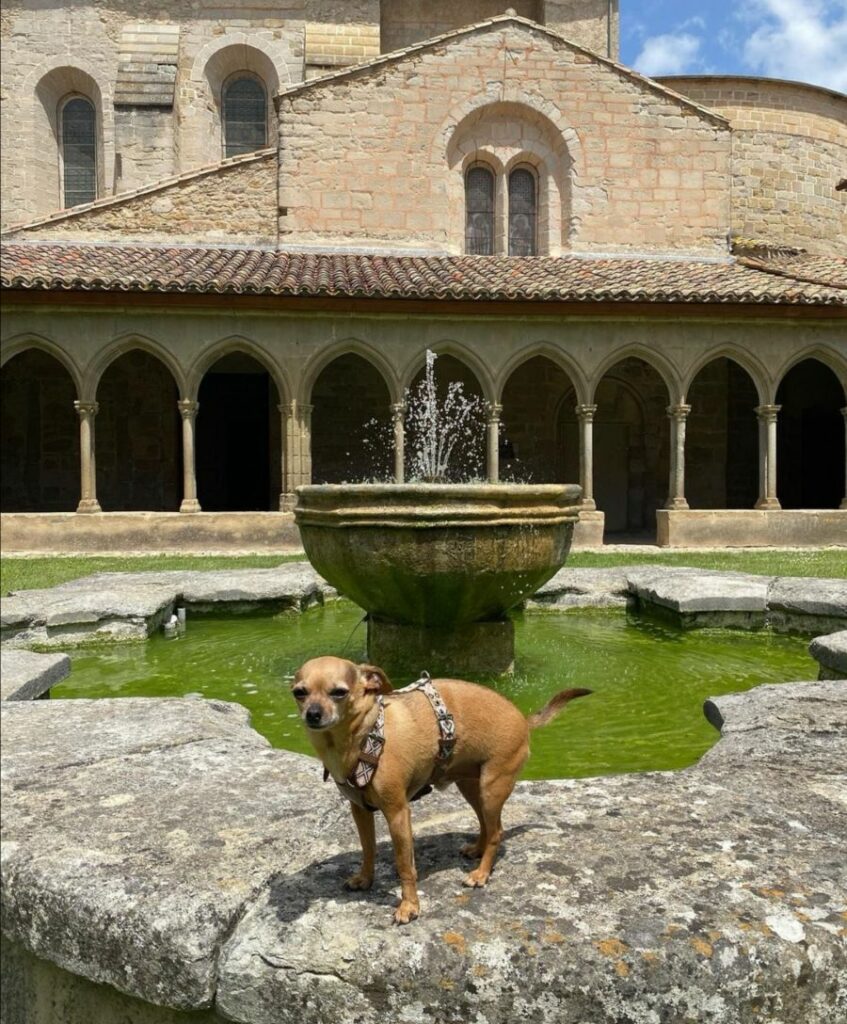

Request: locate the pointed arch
(589, 346), (680, 406)
(496, 343), (589, 406)
(301, 339), (397, 407)
(773, 345), (847, 405)
(188, 336), (290, 406)
(682, 346), (768, 407)
(400, 342), (494, 405)
(1, 333), (83, 398)
(88, 333), (185, 401)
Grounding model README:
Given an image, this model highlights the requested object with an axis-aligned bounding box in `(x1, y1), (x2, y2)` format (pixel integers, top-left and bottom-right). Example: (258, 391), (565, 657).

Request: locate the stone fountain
(295, 352), (581, 675)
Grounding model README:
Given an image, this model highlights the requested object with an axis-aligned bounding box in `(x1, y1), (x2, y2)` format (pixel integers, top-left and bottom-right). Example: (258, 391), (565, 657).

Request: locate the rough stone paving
(1, 682), (846, 1023)
(2, 241), (846, 304)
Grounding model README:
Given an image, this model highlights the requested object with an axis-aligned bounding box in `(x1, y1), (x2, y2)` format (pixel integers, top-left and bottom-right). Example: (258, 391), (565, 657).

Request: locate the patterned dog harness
(328, 672), (456, 812)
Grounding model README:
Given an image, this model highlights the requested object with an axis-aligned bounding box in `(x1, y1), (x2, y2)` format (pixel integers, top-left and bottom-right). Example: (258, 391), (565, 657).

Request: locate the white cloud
(741, 0), (847, 91)
(633, 31), (703, 76)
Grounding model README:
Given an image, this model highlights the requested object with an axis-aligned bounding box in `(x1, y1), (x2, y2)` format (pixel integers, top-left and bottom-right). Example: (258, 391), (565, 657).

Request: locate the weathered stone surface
(0, 649), (70, 701)
(2, 685), (846, 1023)
(767, 577), (847, 635)
(809, 630), (847, 679)
(1, 584), (177, 648)
(626, 567), (773, 628)
(526, 567), (632, 609)
(0, 565), (335, 649)
(1, 699), (347, 1010)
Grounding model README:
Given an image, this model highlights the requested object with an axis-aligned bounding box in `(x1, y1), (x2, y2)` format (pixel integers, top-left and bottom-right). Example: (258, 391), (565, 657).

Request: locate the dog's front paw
(344, 872), (373, 891)
(462, 868), (491, 888)
(393, 899), (420, 925)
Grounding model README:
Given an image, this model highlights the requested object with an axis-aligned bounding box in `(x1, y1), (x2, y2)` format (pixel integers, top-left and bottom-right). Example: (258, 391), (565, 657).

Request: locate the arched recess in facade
(95, 350), (181, 511)
(590, 357), (671, 536)
(1, 348), (80, 512)
(776, 358), (846, 509)
(310, 354), (392, 484)
(196, 352), (281, 511)
(405, 353), (486, 482)
(685, 357), (760, 509)
(499, 355), (579, 484)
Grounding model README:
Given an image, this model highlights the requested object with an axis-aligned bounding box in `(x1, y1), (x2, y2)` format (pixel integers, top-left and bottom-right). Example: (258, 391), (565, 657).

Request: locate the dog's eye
(291, 687), (308, 700)
(329, 688), (349, 700)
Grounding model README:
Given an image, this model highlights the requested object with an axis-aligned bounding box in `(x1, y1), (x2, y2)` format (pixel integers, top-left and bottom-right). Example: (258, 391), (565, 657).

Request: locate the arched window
(222, 75), (267, 157)
(508, 167), (537, 256)
(465, 165), (495, 256)
(60, 96), (97, 208)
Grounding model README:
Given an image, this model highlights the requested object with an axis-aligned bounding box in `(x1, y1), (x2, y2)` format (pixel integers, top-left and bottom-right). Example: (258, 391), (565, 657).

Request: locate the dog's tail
(526, 688), (592, 730)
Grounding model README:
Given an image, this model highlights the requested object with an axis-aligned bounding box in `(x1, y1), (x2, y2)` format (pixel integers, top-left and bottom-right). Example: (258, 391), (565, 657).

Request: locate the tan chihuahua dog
(292, 655), (590, 924)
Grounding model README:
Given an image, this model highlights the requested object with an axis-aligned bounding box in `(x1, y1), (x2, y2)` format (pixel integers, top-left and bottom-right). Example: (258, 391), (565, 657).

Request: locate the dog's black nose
(305, 705), (323, 726)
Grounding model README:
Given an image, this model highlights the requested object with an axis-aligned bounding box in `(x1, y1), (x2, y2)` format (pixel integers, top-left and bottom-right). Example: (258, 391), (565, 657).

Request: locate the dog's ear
(359, 664), (393, 694)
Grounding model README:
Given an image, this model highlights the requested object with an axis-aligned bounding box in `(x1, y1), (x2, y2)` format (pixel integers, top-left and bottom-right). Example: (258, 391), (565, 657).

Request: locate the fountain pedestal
(295, 484), (581, 676)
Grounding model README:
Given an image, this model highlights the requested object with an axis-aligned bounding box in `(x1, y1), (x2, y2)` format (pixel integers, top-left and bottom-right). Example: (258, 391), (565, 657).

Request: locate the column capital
(755, 404), (781, 421)
(485, 401), (503, 421)
(177, 399), (199, 419)
(666, 403), (692, 420)
(74, 400), (99, 418)
(841, 406), (847, 418)
(575, 403), (598, 421)
(391, 401), (407, 420)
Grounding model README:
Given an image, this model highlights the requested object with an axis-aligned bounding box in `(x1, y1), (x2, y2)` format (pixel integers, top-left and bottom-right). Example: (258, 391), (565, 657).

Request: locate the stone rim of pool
(1, 565), (845, 1023)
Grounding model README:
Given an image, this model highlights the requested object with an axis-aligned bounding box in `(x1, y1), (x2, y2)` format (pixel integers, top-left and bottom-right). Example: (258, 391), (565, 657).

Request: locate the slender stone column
(280, 401), (314, 510)
(486, 402), (502, 483)
(74, 400), (101, 513)
(178, 400), (201, 513)
(665, 403), (691, 510)
(575, 404), (597, 509)
(841, 407), (847, 510)
(391, 402), (406, 484)
(755, 404), (782, 510)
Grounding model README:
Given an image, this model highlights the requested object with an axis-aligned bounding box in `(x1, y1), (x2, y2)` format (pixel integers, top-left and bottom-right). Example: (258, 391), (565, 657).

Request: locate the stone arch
(1, 334), (83, 397)
(20, 61), (114, 221)
(88, 334), (187, 403)
(311, 354), (394, 484)
(195, 348), (283, 511)
(180, 36), (295, 170)
(500, 354), (580, 484)
(686, 356), (760, 510)
(1, 347), (81, 512)
(187, 338), (289, 407)
(589, 346), (680, 407)
(443, 99), (574, 255)
(775, 357), (846, 510)
(301, 340), (398, 407)
(592, 356), (671, 537)
(682, 345), (768, 407)
(95, 348), (182, 511)
(496, 344), (589, 406)
(771, 345), (847, 405)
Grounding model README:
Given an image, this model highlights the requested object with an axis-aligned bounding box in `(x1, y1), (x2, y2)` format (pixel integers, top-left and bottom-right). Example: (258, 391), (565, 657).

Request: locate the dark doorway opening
(196, 354), (280, 511)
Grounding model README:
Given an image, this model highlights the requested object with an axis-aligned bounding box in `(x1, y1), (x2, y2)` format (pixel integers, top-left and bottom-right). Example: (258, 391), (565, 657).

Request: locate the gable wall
(277, 25), (731, 256)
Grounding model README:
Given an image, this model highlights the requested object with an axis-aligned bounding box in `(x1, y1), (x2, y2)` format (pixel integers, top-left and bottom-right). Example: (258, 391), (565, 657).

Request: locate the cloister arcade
(2, 334), (845, 541)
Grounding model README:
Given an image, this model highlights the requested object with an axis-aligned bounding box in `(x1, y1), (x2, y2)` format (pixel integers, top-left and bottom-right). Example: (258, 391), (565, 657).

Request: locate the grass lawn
(1, 548), (844, 594)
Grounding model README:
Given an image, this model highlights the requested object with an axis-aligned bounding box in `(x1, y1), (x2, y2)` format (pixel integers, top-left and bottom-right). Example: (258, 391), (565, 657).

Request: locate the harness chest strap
(326, 672), (455, 811)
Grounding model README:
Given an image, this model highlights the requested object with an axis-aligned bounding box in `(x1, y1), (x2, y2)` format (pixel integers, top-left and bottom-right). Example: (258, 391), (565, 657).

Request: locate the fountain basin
(294, 483), (581, 626)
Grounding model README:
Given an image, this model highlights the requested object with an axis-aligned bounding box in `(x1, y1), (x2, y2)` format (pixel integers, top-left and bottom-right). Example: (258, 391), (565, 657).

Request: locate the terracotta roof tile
(1, 242), (845, 306)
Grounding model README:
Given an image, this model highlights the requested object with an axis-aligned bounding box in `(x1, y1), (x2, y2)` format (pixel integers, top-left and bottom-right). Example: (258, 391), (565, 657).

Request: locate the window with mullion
(465, 165), (495, 256)
(508, 167), (537, 257)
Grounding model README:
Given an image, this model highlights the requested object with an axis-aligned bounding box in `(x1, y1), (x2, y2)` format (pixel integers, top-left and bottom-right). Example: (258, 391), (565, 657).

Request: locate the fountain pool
(55, 601), (816, 779)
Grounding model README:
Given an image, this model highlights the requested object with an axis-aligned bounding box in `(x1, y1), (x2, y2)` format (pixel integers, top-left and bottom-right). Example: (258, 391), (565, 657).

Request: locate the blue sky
(619, 0), (847, 92)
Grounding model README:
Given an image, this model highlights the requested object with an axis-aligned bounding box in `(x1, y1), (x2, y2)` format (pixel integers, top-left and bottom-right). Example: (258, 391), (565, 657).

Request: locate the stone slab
(2, 685), (846, 1023)
(625, 567), (772, 627)
(656, 508), (847, 548)
(767, 576), (847, 634)
(526, 567), (631, 609)
(809, 630), (847, 679)
(0, 649), (71, 701)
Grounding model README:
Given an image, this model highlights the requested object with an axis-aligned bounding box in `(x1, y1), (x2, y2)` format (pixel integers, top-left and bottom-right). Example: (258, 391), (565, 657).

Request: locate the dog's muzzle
(305, 704), (324, 727)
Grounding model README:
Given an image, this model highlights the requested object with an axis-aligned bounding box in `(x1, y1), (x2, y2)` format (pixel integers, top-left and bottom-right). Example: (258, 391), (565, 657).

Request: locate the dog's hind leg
(456, 777), (486, 859)
(462, 757), (521, 888)
(344, 803), (376, 891)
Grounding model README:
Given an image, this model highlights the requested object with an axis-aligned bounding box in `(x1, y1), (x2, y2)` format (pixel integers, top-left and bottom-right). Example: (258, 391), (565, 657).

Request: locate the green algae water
(56, 602), (816, 780)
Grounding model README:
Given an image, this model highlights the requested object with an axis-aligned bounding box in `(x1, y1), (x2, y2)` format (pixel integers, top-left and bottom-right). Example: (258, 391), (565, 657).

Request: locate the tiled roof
(2, 242), (845, 306)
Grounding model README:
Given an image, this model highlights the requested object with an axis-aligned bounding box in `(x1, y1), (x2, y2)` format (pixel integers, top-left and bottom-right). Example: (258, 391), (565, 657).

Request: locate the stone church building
(1, 1), (845, 550)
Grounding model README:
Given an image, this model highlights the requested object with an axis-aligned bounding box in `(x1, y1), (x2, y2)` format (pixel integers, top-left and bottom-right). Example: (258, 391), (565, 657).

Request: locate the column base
(179, 499), (202, 513)
(579, 497), (597, 511)
(755, 498), (782, 510)
(75, 499), (101, 514)
(841, 499), (847, 511)
(664, 498), (690, 511)
(279, 493), (297, 512)
(367, 617), (515, 678)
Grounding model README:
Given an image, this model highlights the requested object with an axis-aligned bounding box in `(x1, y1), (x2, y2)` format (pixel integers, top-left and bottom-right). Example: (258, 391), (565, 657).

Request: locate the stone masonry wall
(660, 76), (847, 255)
(11, 151), (278, 244)
(277, 21), (731, 255)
